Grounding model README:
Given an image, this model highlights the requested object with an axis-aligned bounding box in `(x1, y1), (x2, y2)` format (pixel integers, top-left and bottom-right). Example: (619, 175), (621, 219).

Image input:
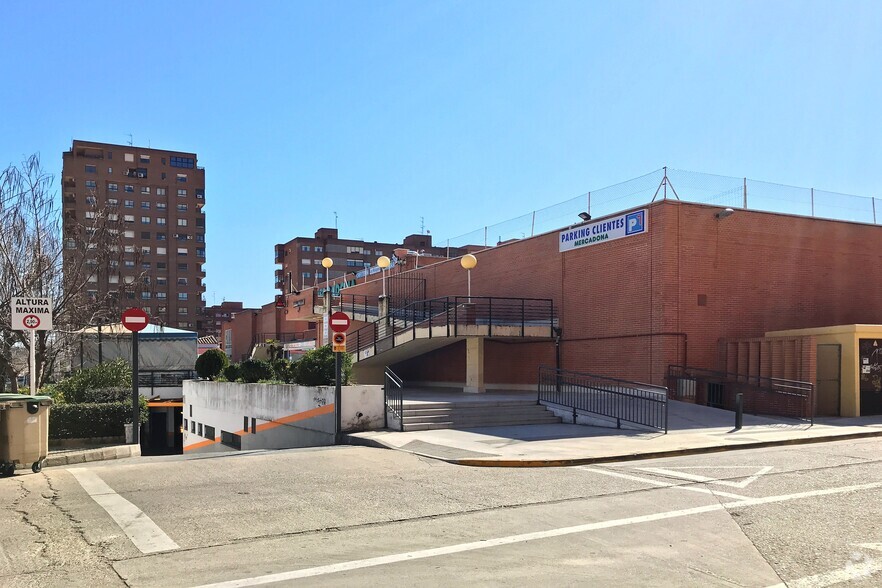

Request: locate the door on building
(859, 339), (882, 416)
(816, 344), (841, 417)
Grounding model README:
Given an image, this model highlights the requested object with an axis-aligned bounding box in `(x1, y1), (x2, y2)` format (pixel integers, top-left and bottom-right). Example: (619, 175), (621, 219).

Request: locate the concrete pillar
(378, 296), (390, 338)
(464, 337), (486, 393)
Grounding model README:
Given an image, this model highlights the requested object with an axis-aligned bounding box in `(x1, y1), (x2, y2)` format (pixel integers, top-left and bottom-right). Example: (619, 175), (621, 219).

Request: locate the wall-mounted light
(578, 212), (592, 221)
(715, 208), (735, 219)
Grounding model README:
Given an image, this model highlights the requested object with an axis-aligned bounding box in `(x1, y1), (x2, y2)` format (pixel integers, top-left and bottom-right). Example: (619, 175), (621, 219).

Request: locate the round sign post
(328, 311), (350, 444)
(330, 311), (351, 333)
(121, 308), (149, 446)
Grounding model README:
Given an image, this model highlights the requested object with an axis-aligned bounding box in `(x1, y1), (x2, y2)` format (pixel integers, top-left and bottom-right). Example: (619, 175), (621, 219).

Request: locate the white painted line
(636, 466), (774, 489)
(331, 319), (348, 325)
(126, 316), (147, 323)
(190, 480), (882, 588)
(68, 468), (179, 554)
(765, 559), (882, 588)
(579, 466), (750, 501)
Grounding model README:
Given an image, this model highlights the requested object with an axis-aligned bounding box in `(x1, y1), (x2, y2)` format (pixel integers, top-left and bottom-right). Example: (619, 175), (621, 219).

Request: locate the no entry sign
(121, 307), (149, 332)
(330, 311), (351, 333)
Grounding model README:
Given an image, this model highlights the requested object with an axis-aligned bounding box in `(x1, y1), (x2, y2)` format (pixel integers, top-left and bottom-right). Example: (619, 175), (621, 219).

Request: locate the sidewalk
(346, 401), (882, 467)
(43, 443), (141, 468)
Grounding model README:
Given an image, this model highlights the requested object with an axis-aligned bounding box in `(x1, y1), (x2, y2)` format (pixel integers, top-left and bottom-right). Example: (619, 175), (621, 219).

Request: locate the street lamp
(377, 255), (390, 298)
(321, 257), (333, 295)
(460, 254), (477, 299)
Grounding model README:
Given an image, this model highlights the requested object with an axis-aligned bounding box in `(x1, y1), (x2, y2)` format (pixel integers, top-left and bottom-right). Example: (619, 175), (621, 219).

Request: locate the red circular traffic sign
(121, 307), (149, 332)
(22, 315), (40, 329)
(332, 332), (346, 345)
(330, 311), (351, 333)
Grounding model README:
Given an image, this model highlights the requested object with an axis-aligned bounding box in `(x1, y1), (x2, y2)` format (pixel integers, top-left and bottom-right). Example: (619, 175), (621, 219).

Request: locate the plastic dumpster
(0, 394), (52, 476)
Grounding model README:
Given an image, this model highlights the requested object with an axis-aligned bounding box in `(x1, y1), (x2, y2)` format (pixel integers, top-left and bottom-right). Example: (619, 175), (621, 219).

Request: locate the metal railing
(138, 370), (198, 388)
(384, 367), (404, 431)
(251, 332), (314, 345)
(667, 365), (814, 423)
(347, 296), (556, 356)
(339, 293), (379, 318)
(538, 366), (668, 432)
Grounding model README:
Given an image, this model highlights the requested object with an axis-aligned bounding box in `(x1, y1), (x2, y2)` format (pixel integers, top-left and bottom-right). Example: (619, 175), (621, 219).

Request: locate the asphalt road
(2, 438), (882, 587)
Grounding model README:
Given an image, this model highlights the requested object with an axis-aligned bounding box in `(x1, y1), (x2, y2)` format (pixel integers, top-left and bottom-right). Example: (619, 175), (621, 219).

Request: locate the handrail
(348, 295), (556, 356)
(667, 364), (814, 423)
(384, 366), (404, 431)
(538, 366), (668, 433)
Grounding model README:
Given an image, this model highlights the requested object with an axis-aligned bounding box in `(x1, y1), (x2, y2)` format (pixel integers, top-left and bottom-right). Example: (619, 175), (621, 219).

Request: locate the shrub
(195, 349), (229, 380)
(78, 387), (131, 404)
(223, 363), (241, 382)
(271, 359), (297, 383)
(239, 359), (273, 383)
(54, 360), (132, 403)
(49, 397), (148, 440)
(295, 345), (352, 386)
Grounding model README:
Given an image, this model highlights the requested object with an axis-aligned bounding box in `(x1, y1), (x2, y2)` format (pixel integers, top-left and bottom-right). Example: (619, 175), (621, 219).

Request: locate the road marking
(765, 544), (882, 587)
(636, 466), (773, 488)
(68, 468), (179, 554)
(578, 466), (751, 500)
(190, 480), (882, 588)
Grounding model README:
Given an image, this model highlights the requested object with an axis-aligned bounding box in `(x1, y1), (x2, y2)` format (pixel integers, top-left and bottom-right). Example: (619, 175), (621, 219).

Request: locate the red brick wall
(336, 200), (882, 387)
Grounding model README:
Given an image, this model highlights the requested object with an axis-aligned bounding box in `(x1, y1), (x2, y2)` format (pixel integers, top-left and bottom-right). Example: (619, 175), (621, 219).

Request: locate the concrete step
(402, 400), (538, 410)
(404, 415), (562, 426)
(402, 406), (550, 418)
(403, 415), (562, 431)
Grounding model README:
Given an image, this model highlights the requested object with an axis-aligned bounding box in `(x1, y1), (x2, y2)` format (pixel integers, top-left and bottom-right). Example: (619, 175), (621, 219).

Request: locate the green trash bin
(0, 394), (53, 476)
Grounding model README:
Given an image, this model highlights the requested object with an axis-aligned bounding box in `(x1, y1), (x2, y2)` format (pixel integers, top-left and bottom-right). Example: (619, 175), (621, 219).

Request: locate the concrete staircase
(400, 398), (561, 431)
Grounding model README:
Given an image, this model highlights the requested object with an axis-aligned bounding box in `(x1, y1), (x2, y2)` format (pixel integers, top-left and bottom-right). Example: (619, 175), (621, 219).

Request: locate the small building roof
(74, 323), (197, 339)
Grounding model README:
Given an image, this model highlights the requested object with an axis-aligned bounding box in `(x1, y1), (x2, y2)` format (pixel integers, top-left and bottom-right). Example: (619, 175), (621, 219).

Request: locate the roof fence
(441, 167), (882, 250)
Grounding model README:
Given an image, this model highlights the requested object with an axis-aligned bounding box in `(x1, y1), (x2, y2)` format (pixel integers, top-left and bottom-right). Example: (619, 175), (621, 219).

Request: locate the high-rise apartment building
(201, 301), (243, 339)
(274, 228), (465, 294)
(62, 140), (206, 331)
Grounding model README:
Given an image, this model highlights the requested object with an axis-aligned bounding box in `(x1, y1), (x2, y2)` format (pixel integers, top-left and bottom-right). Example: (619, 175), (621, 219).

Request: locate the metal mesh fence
(441, 167), (881, 250)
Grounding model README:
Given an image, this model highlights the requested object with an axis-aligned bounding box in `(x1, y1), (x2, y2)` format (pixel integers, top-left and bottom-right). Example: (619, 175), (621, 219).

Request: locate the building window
(141, 292), (151, 300)
(157, 218), (166, 225)
(157, 247), (167, 255)
(346, 246), (363, 254)
(316, 272), (323, 279)
(346, 259), (361, 267)
(141, 201), (151, 209)
(157, 233), (167, 241)
(157, 262), (167, 269)
(142, 262), (152, 270)
(195, 188), (204, 199)
(141, 231), (151, 239)
(170, 156), (195, 168)
(85, 196), (96, 205)
(156, 277), (167, 286)
(141, 246), (151, 255)
(178, 263), (188, 270)
(141, 186), (150, 194)
(177, 204), (187, 212)
(177, 277), (188, 286)
(125, 153), (135, 163)
(124, 245), (135, 253)
(85, 180), (97, 189)
(197, 423), (202, 436)
(204, 425), (215, 440)
(124, 230), (135, 238)
(124, 185), (134, 193)
(196, 218), (204, 228)
(315, 246), (323, 253)
(177, 247), (187, 256)
(178, 292), (188, 300)
(84, 211), (96, 220)
(158, 305), (167, 314)
(177, 189), (187, 197)
(157, 202), (167, 210)
(196, 248), (205, 258)
(178, 307), (188, 315)
(177, 219), (187, 227)
(140, 155), (150, 164)
(176, 174), (187, 183)
(301, 245), (311, 252)
(124, 200), (134, 208)
(156, 188), (166, 196)
(302, 259), (311, 265)
(123, 215), (135, 223)
(108, 213), (119, 221)
(156, 291), (167, 299)
(107, 198), (118, 206)
(195, 234), (204, 243)
(85, 165), (96, 173)
(108, 275), (119, 284)
(124, 260), (135, 268)
(141, 216), (151, 224)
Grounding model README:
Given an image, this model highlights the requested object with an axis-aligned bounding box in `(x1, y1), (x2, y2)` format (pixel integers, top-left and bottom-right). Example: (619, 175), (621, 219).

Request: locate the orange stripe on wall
(183, 403), (335, 452)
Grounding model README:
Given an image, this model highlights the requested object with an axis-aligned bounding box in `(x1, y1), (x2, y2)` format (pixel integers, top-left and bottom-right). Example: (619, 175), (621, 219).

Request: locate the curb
(43, 444), (142, 468)
(345, 429), (882, 468)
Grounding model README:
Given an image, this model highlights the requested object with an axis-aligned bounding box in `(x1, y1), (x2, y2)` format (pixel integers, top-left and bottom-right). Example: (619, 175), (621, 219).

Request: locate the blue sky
(2, 1), (881, 308)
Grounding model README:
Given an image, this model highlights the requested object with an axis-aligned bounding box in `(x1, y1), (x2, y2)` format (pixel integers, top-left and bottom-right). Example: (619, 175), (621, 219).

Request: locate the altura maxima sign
(11, 297), (53, 331)
(559, 209), (648, 253)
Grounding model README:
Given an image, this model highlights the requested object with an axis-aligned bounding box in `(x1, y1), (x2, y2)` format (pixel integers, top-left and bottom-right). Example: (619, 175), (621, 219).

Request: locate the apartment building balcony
(74, 146), (104, 159)
(274, 244), (285, 264)
(63, 177), (76, 188)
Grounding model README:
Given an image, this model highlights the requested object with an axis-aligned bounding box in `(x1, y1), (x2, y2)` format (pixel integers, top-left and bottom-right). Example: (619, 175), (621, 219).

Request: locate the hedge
(49, 399), (148, 440)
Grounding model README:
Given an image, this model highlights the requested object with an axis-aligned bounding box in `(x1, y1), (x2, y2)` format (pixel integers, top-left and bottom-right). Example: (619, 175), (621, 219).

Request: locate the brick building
(62, 140), (206, 330)
(274, 228), (465, 294)
(202, 301), (243, 339)
(285, 199), (882, 413)
(221, 302), (317, 362)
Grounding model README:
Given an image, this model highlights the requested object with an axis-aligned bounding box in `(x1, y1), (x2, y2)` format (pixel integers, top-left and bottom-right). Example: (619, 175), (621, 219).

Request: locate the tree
(295, 345), (352, 386)
(195, 349), (229, 380)
(0, 154), (141, 392)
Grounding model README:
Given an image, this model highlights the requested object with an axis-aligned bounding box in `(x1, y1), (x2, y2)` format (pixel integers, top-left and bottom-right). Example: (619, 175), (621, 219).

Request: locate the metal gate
(388, 273), (426, 310)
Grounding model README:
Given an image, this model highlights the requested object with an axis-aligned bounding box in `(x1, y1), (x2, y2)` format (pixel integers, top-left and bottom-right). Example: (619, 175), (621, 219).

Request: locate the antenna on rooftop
(334, 211), (338, 231)
(420, 216), (425, 234)
(126, 133), (133, 146)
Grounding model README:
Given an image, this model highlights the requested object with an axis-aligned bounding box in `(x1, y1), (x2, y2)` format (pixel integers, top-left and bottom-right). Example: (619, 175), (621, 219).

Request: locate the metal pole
(132, 332), (140, 445)
(874, 198), (877, 224)
(334, 351), (342, 443)
(531, 211), (536, 236)
(29, 329), (36, 395)
(98, 322), (103, 364)
(467, 269), (471, 299)
(735, 392), (743, 430)
(811, 188), (814, 217)
(588, 192), (591, 216)
(743, 178), (747, 209)
(382, 268), (386, 298)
